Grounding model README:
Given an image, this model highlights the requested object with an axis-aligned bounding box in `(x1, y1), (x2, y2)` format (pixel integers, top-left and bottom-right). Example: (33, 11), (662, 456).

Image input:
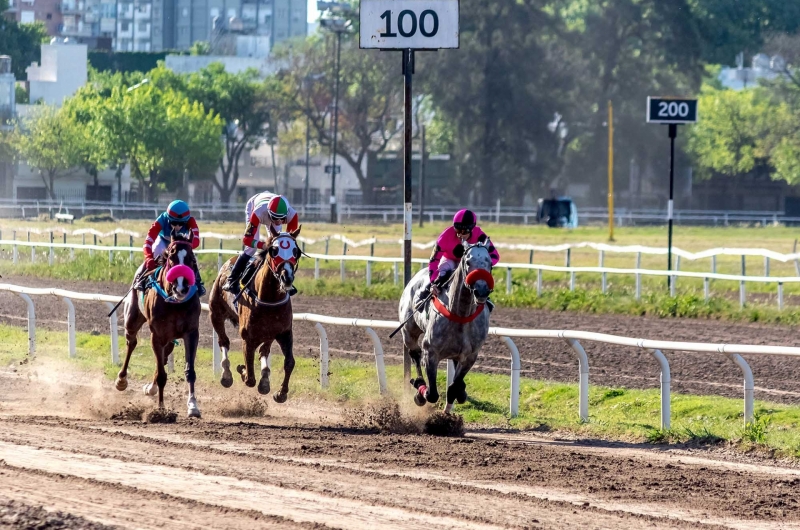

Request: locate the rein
(431, 296), (485, 324)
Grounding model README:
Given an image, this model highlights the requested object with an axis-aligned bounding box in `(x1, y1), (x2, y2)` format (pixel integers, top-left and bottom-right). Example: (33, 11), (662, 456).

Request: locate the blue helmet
(166, 200), (191, 223)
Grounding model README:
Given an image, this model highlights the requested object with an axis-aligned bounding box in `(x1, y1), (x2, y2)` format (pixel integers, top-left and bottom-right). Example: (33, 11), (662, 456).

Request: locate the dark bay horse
(209, 225), (301, 403)
(115, 232), (203, 417)
(398, 241), (495, 413)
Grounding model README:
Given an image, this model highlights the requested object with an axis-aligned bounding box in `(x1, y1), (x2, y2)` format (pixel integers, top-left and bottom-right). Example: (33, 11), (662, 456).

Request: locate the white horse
(398, 240), (494, 412)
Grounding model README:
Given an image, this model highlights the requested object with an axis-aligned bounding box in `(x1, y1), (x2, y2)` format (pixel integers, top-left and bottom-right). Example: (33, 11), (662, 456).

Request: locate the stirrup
(288, 285), (298, 296)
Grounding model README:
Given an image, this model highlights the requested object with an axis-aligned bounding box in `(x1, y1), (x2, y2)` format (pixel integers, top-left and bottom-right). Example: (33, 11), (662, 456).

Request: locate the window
(182, 7), (188, 17)
(121, 21), (129, 30)
(20, 10), (35, 23)
(46, 12), (52, 19)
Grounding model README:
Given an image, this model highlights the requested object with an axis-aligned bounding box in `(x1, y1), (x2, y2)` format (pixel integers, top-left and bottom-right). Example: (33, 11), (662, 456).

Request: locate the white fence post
(315, 323), (329, 389)
(212, 330), (221, 376)
(778, 282), (784, 310)
(17, 293), (35, 356)
(506, 267), (512, 295)
(536, 269), (542, 296)
(62, 297), (76, 358)
(104, 302), (119, 365)
(364, 327), (387, 394)
(446, 359), (455, 394)
(502, 336), (521, 418)
(740, 281), (746, 308)
(393, 262), (399, 285)
(570, 271), (575, 291)
(565, 338), (589, 422)
(366, 261), (372, 287)
(218, 240), (223, 271)
(704, 277), (710, 301)
(648, 348), (670, 430)
(726, 353), (754, 426)
(340, 260), (346, 282)
(635, 252), (642, 300)
(600, 251), (607, 294)
(315, 258), (320, 280)
(764, 256), (770, 277)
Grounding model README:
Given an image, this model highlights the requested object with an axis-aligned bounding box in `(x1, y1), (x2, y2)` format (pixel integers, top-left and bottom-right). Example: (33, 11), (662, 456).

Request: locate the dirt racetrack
(1, 274), (800, 403)
(1, 364), (800, 530)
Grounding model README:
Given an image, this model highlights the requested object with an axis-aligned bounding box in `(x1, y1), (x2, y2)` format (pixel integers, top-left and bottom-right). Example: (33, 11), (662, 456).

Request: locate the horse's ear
(268, 224), (280, 238)
(290, 224), (302, 239)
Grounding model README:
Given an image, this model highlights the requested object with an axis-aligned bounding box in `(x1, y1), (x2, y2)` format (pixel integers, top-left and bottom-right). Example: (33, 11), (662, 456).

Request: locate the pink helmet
(453, 209), (477, 232)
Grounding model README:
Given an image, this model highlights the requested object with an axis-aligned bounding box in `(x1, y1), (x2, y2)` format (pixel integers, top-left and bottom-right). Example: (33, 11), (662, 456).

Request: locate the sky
(307, 0), (319, 23)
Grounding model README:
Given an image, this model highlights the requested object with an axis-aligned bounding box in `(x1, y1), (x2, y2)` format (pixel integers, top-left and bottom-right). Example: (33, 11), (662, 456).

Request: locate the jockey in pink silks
(416, 209), (500, 310)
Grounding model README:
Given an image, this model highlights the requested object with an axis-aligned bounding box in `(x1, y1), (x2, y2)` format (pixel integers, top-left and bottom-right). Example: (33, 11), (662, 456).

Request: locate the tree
(686, 85), (774, 178)
(0, 0), (48, 79)
(114, 85), (223, 201)
(275, 35), (403, 203)
(15, 105), (85, 200)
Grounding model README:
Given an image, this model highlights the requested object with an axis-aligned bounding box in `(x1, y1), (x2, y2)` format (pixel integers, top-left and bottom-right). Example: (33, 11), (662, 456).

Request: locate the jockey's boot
(415, 284), (433, 311)
(288, 285), (298, 296)
(191, 261), (206, 297)
(133, 265), (153, 292)
(223, 252), (250, 295)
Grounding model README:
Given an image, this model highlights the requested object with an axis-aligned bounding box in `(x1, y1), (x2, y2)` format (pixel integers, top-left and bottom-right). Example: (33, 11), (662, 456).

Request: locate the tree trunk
(48, 171), (56, 200)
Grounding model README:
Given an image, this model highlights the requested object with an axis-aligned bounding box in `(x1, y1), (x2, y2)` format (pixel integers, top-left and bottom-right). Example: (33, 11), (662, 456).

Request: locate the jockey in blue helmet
(138, 199), (205, 296)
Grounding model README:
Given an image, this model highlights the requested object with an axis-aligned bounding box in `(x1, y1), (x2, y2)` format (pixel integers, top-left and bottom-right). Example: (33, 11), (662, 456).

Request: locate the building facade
(5, 0), (64, 37)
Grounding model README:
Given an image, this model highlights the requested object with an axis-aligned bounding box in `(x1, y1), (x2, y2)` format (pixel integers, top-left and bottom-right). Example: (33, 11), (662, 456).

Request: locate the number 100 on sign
(646, 97), (698, 124)
(360, 0), (459, 49)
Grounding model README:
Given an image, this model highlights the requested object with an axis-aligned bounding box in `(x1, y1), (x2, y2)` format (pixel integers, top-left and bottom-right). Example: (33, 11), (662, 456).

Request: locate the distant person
(136, 200), (205, 296)
(416, 209), (500, 310)
(223, 191), (300, 296)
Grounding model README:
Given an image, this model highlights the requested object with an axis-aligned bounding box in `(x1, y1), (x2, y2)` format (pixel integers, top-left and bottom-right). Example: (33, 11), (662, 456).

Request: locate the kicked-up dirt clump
(346, 401), (419, 434)
(423, 411), (464, 437)
(0, 499), (115, 530)
(110, 403), (145, 421)
(218, 396), (268, 418)
(145, 409), (178, 423)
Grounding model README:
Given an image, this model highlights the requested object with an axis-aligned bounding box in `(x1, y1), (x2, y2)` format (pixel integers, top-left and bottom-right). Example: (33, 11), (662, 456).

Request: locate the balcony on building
(61, 0), (84, 15)
(133, 4), (150, 19)
(117, 3), (133, 19)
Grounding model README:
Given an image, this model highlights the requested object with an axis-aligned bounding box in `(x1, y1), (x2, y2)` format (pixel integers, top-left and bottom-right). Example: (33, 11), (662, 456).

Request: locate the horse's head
(461, 240), (494, 304)
(263, 224), (302, 292)
(163, 232), (196, 301)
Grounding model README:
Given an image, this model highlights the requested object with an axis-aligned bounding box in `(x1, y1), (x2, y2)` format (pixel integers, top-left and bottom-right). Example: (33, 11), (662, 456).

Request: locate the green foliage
(687, 86), (774, 178)
(14, 85), (28, 104)
(14, 105), (86, 199)
(88, 51), (170, 74)
(0, 17), (47, 79)
(189, 41), (211, 56)
(742, 413), (771, 445)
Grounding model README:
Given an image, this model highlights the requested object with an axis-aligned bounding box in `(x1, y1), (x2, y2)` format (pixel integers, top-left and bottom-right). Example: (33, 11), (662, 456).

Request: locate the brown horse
(115, 232), (203, 417)
(209, 225), (301, 402)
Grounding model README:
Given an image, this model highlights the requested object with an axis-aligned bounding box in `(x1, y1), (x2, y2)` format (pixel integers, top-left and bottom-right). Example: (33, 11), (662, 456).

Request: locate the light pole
(319, 10), (350, 223)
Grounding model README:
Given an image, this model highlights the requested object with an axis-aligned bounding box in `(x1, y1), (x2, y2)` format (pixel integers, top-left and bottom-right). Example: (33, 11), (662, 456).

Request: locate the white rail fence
(3, 283), (800, 427)
(2, 238), (798, 308)
(2, 199), (799, 226)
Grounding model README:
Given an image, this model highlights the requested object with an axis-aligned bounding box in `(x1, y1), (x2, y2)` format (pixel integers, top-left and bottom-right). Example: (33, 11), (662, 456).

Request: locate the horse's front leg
(422, 347), (440, 404)
(146, 335), (169, 409)
(273, 331), (295, 403)
(116, 294), (145, 391)
(257, 342), (272, 396)
(237, 338), (258, 388)
(446, 356), (475, 413)
(184, 328), (201, 418)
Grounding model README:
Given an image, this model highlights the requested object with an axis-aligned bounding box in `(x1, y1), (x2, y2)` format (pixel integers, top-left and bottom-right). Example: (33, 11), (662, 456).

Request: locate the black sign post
(361, 0), (459, 392)
(647, 97), (698, 290)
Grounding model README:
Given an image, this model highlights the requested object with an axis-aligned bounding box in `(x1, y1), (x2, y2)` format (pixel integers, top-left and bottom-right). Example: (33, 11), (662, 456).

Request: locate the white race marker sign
(359, 0), (459, 49)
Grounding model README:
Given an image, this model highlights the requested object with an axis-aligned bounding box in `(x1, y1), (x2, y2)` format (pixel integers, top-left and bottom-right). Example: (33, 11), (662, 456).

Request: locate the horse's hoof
(425, 390), (440, 404)
(143, 383), (157, 397)
(456, 390), (468, 405)
(413, 393), (427, 407)
(257, 377), (270, 395)
(219, 360), (233, 387)
(187, 398), (201, 418)
(236, 365), (247, 382)
(273, 391), (288, 404)
(115, 377), (128, 391)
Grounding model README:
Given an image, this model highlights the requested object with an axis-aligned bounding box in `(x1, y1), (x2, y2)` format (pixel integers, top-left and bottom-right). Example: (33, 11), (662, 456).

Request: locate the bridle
(263, 233), (300, 281)
(458, 242), (495, 293)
